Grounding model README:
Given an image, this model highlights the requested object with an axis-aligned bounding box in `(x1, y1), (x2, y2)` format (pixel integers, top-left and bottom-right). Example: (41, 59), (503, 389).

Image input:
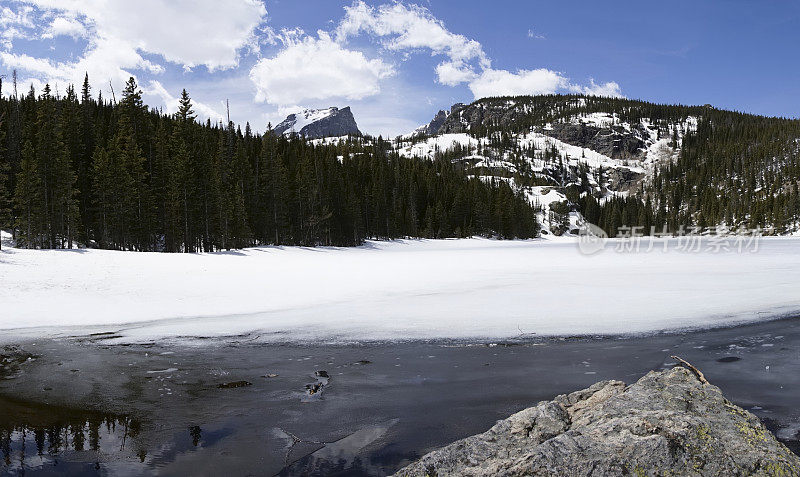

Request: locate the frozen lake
(3, 237), (800, 343)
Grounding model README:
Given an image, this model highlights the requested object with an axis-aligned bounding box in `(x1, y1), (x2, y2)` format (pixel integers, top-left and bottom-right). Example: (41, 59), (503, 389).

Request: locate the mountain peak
(413, 103), (467, 137)
(273, 106), (361, 139)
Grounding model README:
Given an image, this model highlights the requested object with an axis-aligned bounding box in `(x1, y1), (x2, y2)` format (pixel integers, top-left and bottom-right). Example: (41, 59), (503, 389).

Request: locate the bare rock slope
(393, 367), (800, 476)
(273, 107), (360, 139)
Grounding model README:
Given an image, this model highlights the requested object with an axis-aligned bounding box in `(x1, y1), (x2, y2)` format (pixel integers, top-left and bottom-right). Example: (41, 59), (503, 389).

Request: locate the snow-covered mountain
(291, 95), (800, 237)
(286, 96), (701, 236)
(393, 96), (700, 235)
(273, 107), (361, 139)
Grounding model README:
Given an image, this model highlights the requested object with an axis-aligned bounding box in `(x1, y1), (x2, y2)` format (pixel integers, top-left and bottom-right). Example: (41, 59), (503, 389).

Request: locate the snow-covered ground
(2, 237), (800, 344)
(396, 133), (479, 159)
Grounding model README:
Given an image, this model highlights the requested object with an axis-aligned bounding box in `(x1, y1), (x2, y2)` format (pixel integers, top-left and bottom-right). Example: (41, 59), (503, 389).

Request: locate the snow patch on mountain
(516, 131), (644, 173)
(576, 112), (618, 129)
(396, 133), (479, 159)
(281, 108), (337, 135)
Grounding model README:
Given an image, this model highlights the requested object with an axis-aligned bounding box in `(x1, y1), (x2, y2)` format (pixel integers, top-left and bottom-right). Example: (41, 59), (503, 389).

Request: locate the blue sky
(1, 1), (798, 137)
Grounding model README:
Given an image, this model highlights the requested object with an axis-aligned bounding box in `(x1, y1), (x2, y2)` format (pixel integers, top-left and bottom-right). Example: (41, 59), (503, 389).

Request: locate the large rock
(393, 367), (800, 476)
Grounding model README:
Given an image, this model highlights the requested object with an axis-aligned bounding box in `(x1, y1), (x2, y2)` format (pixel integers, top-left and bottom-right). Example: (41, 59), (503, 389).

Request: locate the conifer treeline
(0, 75), (538, 251)
(648, 114), (800, 233)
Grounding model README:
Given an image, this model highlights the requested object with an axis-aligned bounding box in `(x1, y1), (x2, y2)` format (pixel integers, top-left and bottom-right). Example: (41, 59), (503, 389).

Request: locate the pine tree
(6, 73), (23, 243)
(91, 146), (115, 248)
(178, 89), (195, 123)
(169, 89), (198, 252)
(14, 141), (43, 248)
(77, 73), (95, 241)
(36, 84), (79, 248)
(115, 78), (150, 250)
(0, 107), (9, 249)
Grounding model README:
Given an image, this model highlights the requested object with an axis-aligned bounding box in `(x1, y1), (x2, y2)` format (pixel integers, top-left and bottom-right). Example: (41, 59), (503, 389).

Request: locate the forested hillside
(0, 76), (538, 251)
(3, 78), (797, 253)
(402, 95), (800, 236)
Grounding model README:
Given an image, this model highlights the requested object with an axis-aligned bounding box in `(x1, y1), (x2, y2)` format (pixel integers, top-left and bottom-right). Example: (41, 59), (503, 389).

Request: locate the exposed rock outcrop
(273, 107), (361, 139)
(438, 100), (520, 135)
(546, 122), (646, 160)
(438, 99), (649, 160)
(393, 367), (800, 476)
(417, 103), (467, 136)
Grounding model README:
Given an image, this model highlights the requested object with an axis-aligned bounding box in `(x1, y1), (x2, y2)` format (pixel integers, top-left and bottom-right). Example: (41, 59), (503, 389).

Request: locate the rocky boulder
(393, 367), (800, 476)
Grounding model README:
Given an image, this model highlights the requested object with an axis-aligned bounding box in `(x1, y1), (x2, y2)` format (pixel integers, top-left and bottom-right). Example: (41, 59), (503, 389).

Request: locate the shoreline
(3, 312), (799, 348)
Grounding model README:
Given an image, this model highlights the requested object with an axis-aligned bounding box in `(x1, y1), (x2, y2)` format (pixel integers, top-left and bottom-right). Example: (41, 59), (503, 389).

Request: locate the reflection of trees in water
(0, 405), (142, 471)
(0, 399), (211, 472)
(189, 425), (202, 447)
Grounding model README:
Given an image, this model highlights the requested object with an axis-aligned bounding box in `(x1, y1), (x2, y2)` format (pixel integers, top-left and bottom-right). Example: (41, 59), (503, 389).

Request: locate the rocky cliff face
(438, 100), (523, 135)
(546, 122), (647, 160)
(437, 99), (654, 161)
(416, 103), (466, 136)
(274, 107), (361, 139)
(393, 367), (800, 477)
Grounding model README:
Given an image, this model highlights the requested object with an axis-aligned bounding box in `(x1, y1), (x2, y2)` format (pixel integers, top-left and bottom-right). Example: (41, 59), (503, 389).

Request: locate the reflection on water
(278, 419), (408, 477)
(0, 395), (244, 476)
(0, 396), (145, 475)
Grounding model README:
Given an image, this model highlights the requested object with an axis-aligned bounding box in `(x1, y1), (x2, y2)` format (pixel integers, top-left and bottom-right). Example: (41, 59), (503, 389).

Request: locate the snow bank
(0, 230), (11, 248)
(2, 238), (800, 343)
(397, 134), (478, 159)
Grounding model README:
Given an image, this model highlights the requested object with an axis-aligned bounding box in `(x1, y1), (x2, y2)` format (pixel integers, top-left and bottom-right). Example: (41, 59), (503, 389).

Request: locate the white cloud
(250, 30), (394, 105)
(527, 29), (545, 40)
(0, 51), (62, 78)
(21, 0), (267, 70)
(469, 68), (568, 99)
(332, 2), (623, 102)
(1, 0), (268, 99)
(468, 68), (623, 100)
(336, 1), (489, 85)
(0, 33), (165, 94)
(145, 80), (224, 122)
(1, 27), (23, 50)
(243, 2), (624, 134)
(0, 5), (35, 49)
(42, 15), (87, 40)
(0, 5), (34, 30)
(435, 60), (477, 87)
(570, 79), (624, 98)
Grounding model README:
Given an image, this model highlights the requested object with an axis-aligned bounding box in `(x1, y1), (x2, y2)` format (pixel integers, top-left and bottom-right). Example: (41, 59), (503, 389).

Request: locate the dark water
(1, 319), (799, 476)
